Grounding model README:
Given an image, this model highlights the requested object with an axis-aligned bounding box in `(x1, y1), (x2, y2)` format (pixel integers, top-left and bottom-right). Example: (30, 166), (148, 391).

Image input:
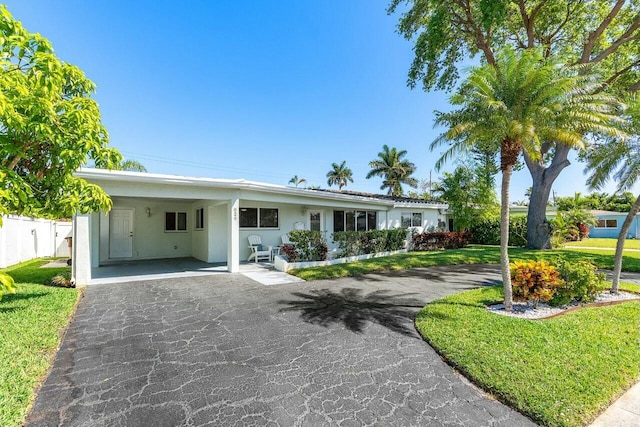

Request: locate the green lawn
(0, 260), (79, 427)
(415, 283), (640, 427)
(564, 238), (640, 249)
(291, 245), (640, 280)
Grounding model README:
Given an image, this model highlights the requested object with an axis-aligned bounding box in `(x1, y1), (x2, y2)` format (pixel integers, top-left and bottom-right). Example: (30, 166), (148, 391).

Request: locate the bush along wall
(411, 232), (473, 251)
(469, 216), (527, 247)
(332, 229), (407, 258)
(283, 230), (328, 262)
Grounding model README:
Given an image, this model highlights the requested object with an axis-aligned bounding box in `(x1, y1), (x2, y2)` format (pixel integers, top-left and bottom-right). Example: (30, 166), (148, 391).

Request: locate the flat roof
(76, 168), (448, 209)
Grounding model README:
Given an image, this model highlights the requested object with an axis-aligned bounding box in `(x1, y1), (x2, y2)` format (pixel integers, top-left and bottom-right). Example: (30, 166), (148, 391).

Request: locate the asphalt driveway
(27, 264), (535, 426)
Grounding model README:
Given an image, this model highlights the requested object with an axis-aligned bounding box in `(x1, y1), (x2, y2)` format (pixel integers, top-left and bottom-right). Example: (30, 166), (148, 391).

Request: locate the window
(240, 207), (279, 228)
(595, 219), (618, 228)
(333, 210), (377, 232)
(165, 212), (187, 232)
(401, 212), (423, 228)
(195, 208), (204, 230)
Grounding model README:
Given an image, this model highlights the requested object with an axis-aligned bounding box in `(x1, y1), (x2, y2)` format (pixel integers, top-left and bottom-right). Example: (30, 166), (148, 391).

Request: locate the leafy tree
(432, 165), (498, 231)
(115, 159), (147, 172)
(366, 145), (418, 196)
(288, 175), (307, 188)
(432, 48), (623, 311)
(0, 6), (121, 222)
(585, 96), (640, 293)
(389, 0), (640, 249)
(326, 161), (354, 190)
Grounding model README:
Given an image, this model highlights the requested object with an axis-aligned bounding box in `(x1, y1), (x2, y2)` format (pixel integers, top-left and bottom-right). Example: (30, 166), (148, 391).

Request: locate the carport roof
(76, 168), (449, 209)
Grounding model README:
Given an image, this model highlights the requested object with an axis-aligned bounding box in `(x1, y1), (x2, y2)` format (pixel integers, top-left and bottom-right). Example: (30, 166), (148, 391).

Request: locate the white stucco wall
(0, 215), (67, 268)
(100, 199), (194, 263)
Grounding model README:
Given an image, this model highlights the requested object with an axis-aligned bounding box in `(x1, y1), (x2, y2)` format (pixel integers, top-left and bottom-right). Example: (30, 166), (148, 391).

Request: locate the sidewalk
(590, 380), (640, 427)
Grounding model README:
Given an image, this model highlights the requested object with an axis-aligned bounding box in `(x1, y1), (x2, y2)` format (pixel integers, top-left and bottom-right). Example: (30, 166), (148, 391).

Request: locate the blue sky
(5, 0), (635, 201)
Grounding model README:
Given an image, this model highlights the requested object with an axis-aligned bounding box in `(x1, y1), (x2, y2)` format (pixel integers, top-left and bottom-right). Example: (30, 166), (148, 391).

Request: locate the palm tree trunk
(611, 193), (640, 293)
(500, 166), (513, 311)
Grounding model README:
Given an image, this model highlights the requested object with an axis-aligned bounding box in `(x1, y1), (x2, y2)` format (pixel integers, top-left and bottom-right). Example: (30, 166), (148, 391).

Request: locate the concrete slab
(240, 262), (305, 286)
(590, 380), (640, 427)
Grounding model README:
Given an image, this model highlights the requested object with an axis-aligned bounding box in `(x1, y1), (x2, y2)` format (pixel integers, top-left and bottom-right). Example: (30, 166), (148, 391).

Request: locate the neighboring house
(588, 210), (640, 239)
(71, 169), (449, 286)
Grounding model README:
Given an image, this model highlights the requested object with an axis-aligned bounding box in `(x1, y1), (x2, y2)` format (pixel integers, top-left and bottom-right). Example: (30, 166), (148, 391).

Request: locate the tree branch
(590, 16), (640, 63)
(580, 0), (627, 63)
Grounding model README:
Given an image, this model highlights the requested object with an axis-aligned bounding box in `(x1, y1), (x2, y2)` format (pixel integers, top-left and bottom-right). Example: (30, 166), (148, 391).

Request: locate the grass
(291, 245), (640, 280)
(564, 238), (640, 249)
(415, 284), (640, 427)
(0, 259), (79, 427)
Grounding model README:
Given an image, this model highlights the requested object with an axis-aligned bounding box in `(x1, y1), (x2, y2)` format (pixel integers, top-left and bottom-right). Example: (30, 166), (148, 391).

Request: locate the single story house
(71, 169), (449, 286)
(588, 210), (640, 239)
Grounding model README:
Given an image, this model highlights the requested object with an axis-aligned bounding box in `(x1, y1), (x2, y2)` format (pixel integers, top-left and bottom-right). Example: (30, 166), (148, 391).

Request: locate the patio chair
(281, 234), (295, 246)
(247, 235), (271, 262)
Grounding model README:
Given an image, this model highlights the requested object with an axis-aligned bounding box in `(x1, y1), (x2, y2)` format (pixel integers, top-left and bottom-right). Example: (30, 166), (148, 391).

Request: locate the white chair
(247, 235), (271, 262)
(281, 234), (295, 246)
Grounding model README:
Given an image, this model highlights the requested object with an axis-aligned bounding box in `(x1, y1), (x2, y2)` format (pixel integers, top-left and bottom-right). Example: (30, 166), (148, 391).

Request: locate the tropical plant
(432, 164), (498, 231)
(0, 273), (16, 300)
(288, 175), (307, 188)
(432, 48), (624, 310)
(389, 0), (640, 250)
(585, 95), (640, 293)
(0, 6), (121, 221)
(326, 161), (354, 190)
(366, 145), (418, 196)
(115, 159), (147, 172)
(511, 261), (564, 307)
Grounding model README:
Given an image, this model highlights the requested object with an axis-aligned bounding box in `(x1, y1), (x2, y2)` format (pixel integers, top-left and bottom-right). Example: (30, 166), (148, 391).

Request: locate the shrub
(332, 229), (408, 258)
(280, 244), (298, 262)
(0, 272), (17, 300)
(510, 261), (564, 307)
(46, 271), (74, 288)
(412, 232), (472, 251)
(287, 230), (328, 262)
(550, 261), (606, 306)
(470, 216), (527, 247)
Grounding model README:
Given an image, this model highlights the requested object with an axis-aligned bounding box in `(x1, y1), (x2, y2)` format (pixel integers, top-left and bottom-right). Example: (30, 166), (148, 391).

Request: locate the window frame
(401, 211), (423, 228)
(595, 219), (618, 229)
(333, 210), (377, 232)
(195, 207), (204, 230)
(239, 207), (279, 229)
(165, 211), (188, 232)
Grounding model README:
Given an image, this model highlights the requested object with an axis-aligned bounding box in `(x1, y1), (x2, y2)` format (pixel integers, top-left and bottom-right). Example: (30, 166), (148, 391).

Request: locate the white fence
(0, 215), (73, 268)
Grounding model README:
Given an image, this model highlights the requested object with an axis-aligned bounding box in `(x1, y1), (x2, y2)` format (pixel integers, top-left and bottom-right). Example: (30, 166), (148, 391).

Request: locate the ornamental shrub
(0, 272), (16, 300)
(412, 232), (472, 251)
(550, 260), (606, 306)
(470, 216), (527, 247)
(332, 229), (408, 258)
(287, 230), (328, 261)
(510, 261), (564, 307)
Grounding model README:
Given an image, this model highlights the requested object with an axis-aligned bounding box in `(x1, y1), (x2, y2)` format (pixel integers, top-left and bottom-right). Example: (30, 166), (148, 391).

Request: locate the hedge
(332, 229), (407, 258)
(412, 232), (472, 251)
(469, 216), (527, 247)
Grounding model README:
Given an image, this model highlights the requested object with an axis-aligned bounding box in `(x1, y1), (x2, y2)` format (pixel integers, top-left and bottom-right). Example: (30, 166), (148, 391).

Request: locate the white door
(109, 209), (134, 258)
(309, 211), (323, 231)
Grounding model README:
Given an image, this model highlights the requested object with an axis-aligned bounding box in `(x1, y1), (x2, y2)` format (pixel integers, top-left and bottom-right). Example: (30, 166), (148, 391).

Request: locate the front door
(309, 211), (322, 231)
(110, 209), (134, 258)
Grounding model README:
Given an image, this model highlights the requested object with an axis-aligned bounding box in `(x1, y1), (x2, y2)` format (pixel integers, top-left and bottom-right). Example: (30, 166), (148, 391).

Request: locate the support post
(227, 198), (240, 273)
(72, 213), (92, 286)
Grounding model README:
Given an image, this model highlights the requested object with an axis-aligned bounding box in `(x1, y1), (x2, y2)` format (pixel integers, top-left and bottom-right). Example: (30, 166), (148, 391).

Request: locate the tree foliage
(432, 47), (624, 310)
(366, 144), (418, 196)
(0, 6), (121, 221)
(114, 159), (147, 172)
(389, 0), (639, 248)
(432, 165), (498, 231)
(326, 161), (354, 190)
(288, 175), (307, 188)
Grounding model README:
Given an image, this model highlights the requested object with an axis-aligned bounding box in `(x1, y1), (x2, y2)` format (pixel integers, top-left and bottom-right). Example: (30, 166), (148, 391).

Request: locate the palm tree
(115, 159), (147, 172)
(585, 96), (640, 293)
(288, 175), (306, 188)
(326, 161), (354, 190)
(432, 48), (624, 311)
(366, 145), (417, 196)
